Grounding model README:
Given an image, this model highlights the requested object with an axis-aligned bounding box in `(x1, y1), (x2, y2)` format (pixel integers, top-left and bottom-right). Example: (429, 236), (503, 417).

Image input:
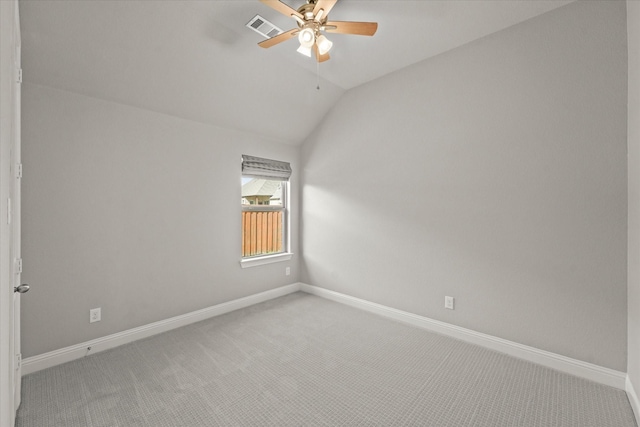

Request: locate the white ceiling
(19, 0), (574, 145)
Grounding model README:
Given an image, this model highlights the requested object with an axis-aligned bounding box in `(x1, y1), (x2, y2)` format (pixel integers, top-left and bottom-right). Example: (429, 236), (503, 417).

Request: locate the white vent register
(246, 15), (283, 39)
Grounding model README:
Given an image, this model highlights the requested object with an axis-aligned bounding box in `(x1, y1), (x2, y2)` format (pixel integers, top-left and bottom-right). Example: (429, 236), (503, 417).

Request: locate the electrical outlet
(445, 296), (454, 310)
(285, 267), (290, 276)
(90, 308), (101, 323)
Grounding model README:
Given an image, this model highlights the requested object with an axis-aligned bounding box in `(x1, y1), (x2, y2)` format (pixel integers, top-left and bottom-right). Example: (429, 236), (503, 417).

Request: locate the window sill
(240, 253), (293, 269)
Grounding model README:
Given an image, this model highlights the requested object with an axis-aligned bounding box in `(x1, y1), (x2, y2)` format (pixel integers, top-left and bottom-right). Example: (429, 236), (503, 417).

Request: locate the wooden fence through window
(242, 211), (283, 257)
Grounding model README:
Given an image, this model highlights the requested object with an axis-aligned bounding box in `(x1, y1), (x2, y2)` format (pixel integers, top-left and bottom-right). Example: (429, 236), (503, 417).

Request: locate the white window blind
(242, 155), (292, 181)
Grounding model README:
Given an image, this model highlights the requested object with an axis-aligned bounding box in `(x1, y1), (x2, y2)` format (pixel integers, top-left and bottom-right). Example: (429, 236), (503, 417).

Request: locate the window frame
(240, 177), (292, 268)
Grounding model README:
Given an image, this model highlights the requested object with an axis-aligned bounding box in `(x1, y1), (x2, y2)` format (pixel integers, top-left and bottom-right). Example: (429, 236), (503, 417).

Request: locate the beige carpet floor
(16, 292), (638, 426)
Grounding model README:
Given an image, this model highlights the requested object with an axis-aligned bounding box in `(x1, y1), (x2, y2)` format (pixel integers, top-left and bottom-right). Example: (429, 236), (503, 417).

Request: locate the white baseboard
(627, 375), (640, 425)
(22, 283), (302, 375)
(23, 281), (629, 394)
(299, 283), (627, 390)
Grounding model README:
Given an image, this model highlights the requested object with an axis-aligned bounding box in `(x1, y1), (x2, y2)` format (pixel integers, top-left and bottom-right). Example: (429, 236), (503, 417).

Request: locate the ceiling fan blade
(313, 44), (330, 63)
(259, 0), (303, 20)
(258, 28), (298, 49)
(313, 0), (338, 18)
(324, 21), (378, 36)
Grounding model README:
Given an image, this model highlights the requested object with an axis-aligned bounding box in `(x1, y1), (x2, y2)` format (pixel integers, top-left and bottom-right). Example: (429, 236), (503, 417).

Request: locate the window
(240, 155), (292, 267)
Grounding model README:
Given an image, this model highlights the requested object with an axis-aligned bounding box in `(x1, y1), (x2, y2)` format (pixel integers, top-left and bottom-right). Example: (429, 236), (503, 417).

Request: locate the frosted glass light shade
(298, 27), (315, 48)
(297, 44), (312, 57)
(316, 35), (333, 55)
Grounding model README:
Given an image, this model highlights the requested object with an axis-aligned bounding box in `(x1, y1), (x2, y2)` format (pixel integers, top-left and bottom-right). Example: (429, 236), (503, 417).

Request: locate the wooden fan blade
(259, 0), (303, 20)
(313, 0), (338, 18)
(313, 44), (330, 62)
(258, 28), (298, 48)
(324, 21), (378, 36)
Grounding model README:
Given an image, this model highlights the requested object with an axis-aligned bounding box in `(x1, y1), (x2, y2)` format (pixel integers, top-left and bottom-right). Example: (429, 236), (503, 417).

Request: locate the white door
(11, 29), (23, 414)
(1, 1), (23, 424)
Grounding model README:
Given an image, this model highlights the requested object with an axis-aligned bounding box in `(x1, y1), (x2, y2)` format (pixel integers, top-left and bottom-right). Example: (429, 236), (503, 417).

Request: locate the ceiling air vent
(246, 15), (284, 39)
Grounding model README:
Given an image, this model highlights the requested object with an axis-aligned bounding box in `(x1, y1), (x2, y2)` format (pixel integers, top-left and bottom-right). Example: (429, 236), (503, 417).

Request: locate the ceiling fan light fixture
(316, 34), (333, 55)
(298, 27), (315, 48)
(257, 0), (379, 63)
(297, 44), (312, 57)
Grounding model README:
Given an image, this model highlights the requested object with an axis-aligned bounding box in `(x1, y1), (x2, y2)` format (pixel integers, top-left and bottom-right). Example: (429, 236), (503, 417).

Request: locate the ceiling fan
(257, 0), (378, 62)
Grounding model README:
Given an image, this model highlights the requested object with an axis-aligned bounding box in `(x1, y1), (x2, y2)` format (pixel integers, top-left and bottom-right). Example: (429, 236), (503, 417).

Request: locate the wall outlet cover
(445, 296), (455, 310)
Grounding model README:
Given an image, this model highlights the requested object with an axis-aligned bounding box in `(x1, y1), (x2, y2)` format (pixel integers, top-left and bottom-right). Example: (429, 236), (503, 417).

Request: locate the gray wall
(21, 83), (300, 358)
(300, 1), (628, 371)
(628, 0), (640, 403)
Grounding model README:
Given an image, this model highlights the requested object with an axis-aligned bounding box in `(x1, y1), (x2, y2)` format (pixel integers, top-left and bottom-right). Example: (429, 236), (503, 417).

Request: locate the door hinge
(16, 163), (22, 179)
(15, 258), (22, 275)
(16, 353), (21, 369)
(17, 68), (22, 84)
(7, 198), (10, 225)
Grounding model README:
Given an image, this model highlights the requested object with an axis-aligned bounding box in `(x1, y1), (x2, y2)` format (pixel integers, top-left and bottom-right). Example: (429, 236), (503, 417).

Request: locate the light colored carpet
(16, 292), (637, 426)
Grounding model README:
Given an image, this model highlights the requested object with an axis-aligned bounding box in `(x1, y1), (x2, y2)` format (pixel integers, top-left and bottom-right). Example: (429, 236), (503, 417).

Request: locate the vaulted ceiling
(19, 0), (574, 145)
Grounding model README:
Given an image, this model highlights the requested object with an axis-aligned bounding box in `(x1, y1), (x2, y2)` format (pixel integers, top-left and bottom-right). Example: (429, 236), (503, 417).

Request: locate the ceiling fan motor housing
(297, 3), (327, 26)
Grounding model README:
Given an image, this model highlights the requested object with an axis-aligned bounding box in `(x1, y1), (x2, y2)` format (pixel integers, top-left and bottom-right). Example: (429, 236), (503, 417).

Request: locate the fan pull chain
(316, 60), (320, 91)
